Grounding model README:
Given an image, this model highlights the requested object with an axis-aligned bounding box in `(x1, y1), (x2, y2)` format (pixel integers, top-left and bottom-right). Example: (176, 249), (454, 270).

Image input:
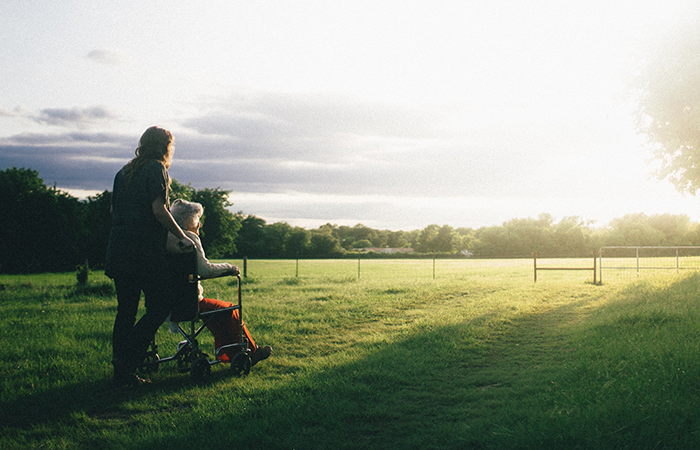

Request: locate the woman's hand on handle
(177, 236), (195, 251)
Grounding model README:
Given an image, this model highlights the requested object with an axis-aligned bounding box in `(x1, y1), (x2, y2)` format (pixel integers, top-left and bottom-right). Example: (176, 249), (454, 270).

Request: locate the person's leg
(122, 275), (171, 373)
(112, 277), (142, 365)
(232, 309), (256, 351)
(200, 298), (264, 362)
(199, 298), (234, 359)
(229, 306), (271, 365)
(112, 276), (153, 386)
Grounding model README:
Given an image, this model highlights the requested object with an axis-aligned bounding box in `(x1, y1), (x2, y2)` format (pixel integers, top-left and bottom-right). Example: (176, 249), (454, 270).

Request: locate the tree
(648, 213), (691, 245)
(191, 187), (240, 258)
(352, 239), (373, 249)
(82, 190), (113, 267)
(414, 224), (462, 253)
(432, 225), (456, 253)
(286, 227), (311, 257)
(415, 224), (439, 253)
(605, 213), (665, 246)
(265, 222), (292, 257)
(454, 227), (476, 253)
(0, 167), (84, 273)
(308, 230), (341, 257)
(349, 224), (381, 246)
(170, 179), (195, 201)
(386, 230), (410, 249)
(604, 213), (691, 247)
(553, 216), (592, 257)
(235, 215), (267, 258)
(471, 226), (515, 258)
(502, 214), (555, 256)
(632, 18), (700, 194)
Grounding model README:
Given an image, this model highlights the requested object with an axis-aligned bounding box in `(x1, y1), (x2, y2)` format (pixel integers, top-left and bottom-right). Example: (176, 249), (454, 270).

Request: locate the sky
(1, 0), (699, 231)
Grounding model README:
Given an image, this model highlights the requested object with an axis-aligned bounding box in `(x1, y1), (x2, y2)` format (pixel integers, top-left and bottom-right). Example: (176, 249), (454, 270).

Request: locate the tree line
(2, 166), (699, 274)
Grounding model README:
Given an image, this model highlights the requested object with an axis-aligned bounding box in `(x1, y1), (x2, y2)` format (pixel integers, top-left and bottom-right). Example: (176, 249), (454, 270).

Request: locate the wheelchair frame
(142, 253), (251, 379)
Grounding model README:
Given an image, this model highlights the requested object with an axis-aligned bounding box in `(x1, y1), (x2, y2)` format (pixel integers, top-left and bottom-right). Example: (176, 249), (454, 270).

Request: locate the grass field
(2, 259), (700, 449)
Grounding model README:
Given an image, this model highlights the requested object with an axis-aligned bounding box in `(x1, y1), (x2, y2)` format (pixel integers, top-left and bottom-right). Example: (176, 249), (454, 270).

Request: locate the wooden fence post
(533, 251), (537, 282)
(593, 251), (597, 285)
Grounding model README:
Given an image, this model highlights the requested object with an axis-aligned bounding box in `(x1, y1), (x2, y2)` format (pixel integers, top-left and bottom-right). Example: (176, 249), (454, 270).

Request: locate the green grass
(1, 259), (700, 449)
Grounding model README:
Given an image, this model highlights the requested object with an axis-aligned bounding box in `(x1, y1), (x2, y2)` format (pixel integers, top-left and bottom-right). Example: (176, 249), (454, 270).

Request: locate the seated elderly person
(166, 198), (272, 366)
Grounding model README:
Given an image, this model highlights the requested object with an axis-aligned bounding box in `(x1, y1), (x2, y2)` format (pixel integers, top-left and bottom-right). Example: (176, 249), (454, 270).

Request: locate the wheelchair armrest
(200, 270), (239, 281)
(198, 305), (240, 319)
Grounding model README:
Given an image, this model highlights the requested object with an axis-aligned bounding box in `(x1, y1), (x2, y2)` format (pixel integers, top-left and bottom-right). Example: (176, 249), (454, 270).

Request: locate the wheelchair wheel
(231, 352), (251, 376)
(176, 342), (194, 373)
(191, 356), (211, 380)
(143, 351), (160, 374)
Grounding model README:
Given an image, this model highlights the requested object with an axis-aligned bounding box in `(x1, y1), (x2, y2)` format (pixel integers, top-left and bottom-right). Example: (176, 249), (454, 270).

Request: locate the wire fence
(598, 246), (700, 283)
(237, 257), (574, 283)
(5, 249), (700, 287)
(0, 259), (537, 287)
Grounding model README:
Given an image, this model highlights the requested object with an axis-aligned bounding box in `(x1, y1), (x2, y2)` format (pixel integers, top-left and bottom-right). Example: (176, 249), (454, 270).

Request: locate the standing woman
(105, 126), (194, 386)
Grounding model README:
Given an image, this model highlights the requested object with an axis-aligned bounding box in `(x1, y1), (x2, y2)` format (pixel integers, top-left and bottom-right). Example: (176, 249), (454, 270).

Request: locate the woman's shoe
(114, 372), (151, 388)
(113, 359), (151, 387)
(251, 345), (272, 366)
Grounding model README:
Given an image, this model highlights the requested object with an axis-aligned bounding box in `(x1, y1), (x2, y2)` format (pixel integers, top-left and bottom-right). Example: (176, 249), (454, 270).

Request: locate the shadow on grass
(0, 360), (229, 430)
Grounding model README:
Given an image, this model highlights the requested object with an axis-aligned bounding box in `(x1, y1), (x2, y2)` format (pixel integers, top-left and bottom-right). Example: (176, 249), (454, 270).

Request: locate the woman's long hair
(123, 126), (174, 186)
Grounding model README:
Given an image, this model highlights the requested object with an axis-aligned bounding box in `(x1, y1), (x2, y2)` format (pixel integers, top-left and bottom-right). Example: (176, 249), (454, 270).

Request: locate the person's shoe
(113, 360), (151, 387)
(251, 345), (272, 366)
(114, 372), (151, 388)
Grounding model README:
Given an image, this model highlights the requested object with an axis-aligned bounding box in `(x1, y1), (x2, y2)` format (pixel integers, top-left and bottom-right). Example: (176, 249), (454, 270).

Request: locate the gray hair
(170, 198), (203, 231)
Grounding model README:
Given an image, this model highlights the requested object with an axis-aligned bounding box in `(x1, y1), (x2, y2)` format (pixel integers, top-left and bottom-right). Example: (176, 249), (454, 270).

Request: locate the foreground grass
(1, 260), (700, 449)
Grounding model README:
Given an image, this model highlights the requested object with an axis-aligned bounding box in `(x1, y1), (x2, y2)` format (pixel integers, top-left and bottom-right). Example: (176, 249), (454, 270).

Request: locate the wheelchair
(142, 252), (251, 379)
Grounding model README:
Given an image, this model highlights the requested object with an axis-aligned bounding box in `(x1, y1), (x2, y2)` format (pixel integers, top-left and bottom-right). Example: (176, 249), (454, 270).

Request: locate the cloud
(34, 106), (116, 128)
(160, 90), (597, 202)
(3, 131), (129, 147)
(182, 91), (442, 151)
(172, 94), (450, 195)
(0, 131), (133, 190)
(0, 106), (26, 117)
(85, 49), (128, 65)
(184, 92), (432, 140)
